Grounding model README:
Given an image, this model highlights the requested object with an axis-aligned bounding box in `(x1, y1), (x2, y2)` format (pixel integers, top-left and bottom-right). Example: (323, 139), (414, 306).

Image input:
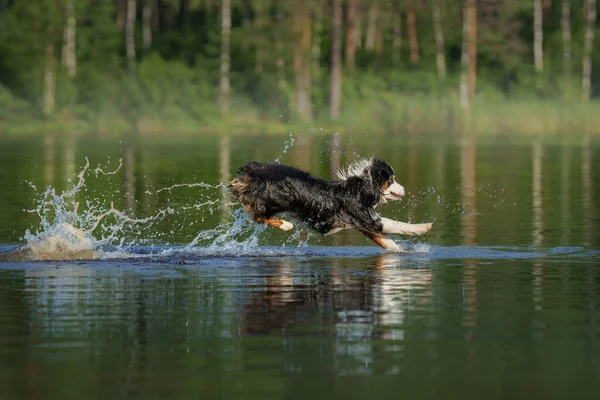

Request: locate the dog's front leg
(360, 230), (403, 252)
(380, 217), (432, 236)
(256, 217), (294, 232)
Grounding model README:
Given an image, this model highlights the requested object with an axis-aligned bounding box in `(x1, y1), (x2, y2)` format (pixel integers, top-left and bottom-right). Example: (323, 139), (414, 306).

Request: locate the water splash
(20, 157), (182, 259)
(273, 132), (295, 163)
(14, 155), (325, 260)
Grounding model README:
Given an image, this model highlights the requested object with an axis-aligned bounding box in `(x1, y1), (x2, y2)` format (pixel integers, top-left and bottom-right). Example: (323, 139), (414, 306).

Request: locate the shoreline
(3, 100), (600, 137)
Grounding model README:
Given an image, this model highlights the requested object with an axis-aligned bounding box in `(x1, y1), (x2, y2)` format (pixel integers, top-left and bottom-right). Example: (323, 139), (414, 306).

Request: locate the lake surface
(0, 133), (599, 399)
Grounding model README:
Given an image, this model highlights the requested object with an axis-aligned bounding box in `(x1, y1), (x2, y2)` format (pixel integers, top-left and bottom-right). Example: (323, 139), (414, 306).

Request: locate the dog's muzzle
(383, 182), (406, 200)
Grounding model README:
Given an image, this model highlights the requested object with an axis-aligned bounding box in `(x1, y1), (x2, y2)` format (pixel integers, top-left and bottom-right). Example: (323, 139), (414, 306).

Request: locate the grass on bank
(2, 96), (600, 136)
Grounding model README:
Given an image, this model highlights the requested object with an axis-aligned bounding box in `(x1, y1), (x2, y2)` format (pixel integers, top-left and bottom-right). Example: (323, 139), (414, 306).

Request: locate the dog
(230, 158), (432, 252)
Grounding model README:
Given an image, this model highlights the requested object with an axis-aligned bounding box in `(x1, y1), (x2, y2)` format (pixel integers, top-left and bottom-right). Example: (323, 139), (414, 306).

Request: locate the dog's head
(368, 158), (405, 202)
(336, 158), (406, 204)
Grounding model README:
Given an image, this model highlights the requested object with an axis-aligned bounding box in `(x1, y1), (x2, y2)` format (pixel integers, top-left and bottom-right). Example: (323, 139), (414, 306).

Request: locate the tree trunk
(459, 0), (470, 108)
(253, 1), (269, 75)
(432, 0), (446, 78)
(582, 0), (597, 101)
(392, 8), (402, 66)
(219, 0), (231, 114)
(374, 14), (384, 61)
(117, 0), (126, 30)
(355, 1), (363, 50)
(346, 0), (357, 71)
(467, 0), (477, 99)
(330, 0), (342, 120)
(275, 33), (286, 90)
(303, 5), (312, 115)
(406, 0), (419, 64)
(274, 0), (286, 91)
(62, 0), (76, 78)
(143, 0), (153, 53)
(312, 1), (322, 81)
(561, 0), (571, 87)
(293, 1), (311, 120)
(180, 0), (190, 28)
(365, 2), (377, 50)
(126, 0), (137, 74)
(43, 26), (56, 116)
(533, 0), (543, 74)
(0, 0), (7, 29)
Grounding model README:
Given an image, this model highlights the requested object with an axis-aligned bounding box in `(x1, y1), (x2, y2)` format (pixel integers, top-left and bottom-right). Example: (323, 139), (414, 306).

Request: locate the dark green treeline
(0, 0), (598, 134)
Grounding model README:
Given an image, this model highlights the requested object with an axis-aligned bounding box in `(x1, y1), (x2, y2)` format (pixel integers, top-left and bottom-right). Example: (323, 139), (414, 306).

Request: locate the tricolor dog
(230, 158), (432, 252)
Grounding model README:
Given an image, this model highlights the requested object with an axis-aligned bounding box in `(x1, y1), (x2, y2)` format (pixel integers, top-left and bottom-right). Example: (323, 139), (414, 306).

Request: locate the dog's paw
(414, 222), (433, 235)
(279, 220), (294, 231)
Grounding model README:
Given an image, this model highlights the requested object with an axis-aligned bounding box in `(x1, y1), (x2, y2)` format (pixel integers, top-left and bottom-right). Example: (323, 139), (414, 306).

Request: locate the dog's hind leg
(360, 230), (402, 252)
(255, 217), (294, 232)
(380, 217), (432, 236)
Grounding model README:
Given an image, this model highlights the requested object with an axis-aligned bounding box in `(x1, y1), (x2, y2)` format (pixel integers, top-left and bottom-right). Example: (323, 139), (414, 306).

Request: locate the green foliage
(0, 0), (598, 134)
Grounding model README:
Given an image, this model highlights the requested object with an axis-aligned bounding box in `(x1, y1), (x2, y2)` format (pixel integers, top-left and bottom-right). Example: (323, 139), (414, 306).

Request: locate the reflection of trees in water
(125, 146), (136, 215)
(44, 135), (55, 186)
(582, 138), (591, 246)
(64, 138), (76, 186)
(460, 137), (477, 246)
(561, 143), (571, 244)
(220, 135), (231, 222)
(7, 249), (600, 395)
(19, 266), (235, 396)
(532, 142), (543, 246)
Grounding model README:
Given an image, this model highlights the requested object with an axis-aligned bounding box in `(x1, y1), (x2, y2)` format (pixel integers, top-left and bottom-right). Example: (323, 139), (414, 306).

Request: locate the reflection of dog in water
(231, 158), (432, 252)
(1, 222), (95, 262)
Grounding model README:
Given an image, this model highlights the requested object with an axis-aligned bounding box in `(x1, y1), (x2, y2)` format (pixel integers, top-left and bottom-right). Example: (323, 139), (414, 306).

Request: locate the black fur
(230, 159), (396, 235)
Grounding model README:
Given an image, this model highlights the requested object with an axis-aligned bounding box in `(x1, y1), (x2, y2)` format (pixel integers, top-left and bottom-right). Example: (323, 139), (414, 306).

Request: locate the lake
(0, 133), (599, 399)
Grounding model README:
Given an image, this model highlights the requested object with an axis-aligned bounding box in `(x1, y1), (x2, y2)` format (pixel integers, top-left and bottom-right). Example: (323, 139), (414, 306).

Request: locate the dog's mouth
(385, 192), (404, 200)
(383, 182), (406, 200)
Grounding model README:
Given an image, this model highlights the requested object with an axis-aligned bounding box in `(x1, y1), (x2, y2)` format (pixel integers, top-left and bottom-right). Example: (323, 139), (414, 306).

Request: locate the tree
(312, 1), (323, 80)
(219, 0), (231, 114)
(533, 0), (543, 74)
(43, 25), (57, 116)
(391, 3), (401, 66)
(406, 0), (419, 64)
(61, 0), (76, 78)
(330, 0), (342, 120)
(561, 0), (571, 87)
(365, 1), (377, 50)
(431, 0), (446, 78)
(126, 0), (136, 74)
(460, 0), (476, 108)
(582, 0), (597, 101)
(468, 0), (476, 99)
(293, 0), (312, 120)
(143, 0), (153, 53)
(346, 0), (357, 71)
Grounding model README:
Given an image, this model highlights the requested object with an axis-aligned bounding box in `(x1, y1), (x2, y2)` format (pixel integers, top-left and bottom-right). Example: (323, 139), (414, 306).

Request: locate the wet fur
(230, 159), (432, 252)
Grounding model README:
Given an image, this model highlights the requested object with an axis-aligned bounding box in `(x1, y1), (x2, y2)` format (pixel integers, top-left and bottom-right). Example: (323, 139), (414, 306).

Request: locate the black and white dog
(230, 158), (432, 252)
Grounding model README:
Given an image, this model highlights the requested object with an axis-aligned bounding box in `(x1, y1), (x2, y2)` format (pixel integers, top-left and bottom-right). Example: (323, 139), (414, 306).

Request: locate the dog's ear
(363, 178), (384, 207)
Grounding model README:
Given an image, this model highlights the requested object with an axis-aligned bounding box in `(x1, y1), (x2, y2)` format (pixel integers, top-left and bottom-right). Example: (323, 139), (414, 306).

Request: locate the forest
(0, 0), (598, 135)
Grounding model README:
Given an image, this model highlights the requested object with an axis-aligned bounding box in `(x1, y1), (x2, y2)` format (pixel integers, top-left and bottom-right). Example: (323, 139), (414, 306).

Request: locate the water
(0, 133), (599, 399)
